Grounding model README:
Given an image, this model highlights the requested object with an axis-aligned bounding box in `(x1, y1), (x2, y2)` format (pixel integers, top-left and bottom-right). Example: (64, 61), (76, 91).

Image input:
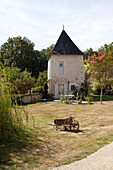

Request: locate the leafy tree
(36, 70), (47, 86)
(98, 42), (113, 53)
(82, 63), (92, 97)
(0, 36), (40, 78)
(84, 48), (94, 60)
(84, 63), (92, 82)
(88, 51), (113, 104)
(39, 44), (54, 72)
(8, 67), (35, 94)
(34, 70), (49, 98)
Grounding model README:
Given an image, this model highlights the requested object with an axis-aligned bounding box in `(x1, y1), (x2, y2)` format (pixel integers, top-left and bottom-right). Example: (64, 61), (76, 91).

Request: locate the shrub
(60, 95), (65, 103)
(77, 97), (82, 104)
(64, 96), (71, 104)
(85, 96), (93, 104)
(0, 64), (33, 143)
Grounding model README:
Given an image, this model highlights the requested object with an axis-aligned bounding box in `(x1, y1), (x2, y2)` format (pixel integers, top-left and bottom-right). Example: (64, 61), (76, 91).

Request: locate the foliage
(0, 36), (41, 78)
(98, 42), (113, 53)
(8, 67), (35, 94)
(39, 44), (54, 72)
(84, 63), (91, 82)
(91, 94), (113, 101)
(0, 36), (54, 78)
(91, 81), (101, 94)
(35, 70), (49, 98)
(60, 95), (71, 104)
(85, 96), (93, 104)
(77, 97), (82, 104)
(83, 63), (92, 98)
(88, 51), (113, 104)
(0, 64), (33, 143)
(80, 81), (89, 97)
(72, 86), (79, 96)
(60, 95), (65, 103)
(64, 96), (71, 104)
(84, 48), (96, 60)
(104, 84), (113, 95)
(36, 70), (47, 86)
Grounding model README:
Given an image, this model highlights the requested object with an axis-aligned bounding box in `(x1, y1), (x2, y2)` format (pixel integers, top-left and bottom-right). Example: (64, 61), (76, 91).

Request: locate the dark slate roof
(51, 30), (83, 55)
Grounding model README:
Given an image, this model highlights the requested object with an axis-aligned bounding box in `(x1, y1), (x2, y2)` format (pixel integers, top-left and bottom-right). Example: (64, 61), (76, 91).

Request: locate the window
(70, 84), (80, 92)
(59, 61), (64, 74)
(71, 85), (75, 91)
(59, 63), (63, 67)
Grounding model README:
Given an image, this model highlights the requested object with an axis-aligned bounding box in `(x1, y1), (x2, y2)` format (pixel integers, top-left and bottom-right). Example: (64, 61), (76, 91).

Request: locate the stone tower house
(47, 29), (84, 99)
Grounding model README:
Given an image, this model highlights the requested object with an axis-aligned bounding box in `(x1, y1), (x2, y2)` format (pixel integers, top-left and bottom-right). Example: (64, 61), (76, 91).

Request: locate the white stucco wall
(48, 54), (84, 98)
(48, 55), (84, 83)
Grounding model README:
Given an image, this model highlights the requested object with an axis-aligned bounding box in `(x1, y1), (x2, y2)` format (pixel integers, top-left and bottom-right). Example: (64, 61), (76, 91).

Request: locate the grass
(1, 101), (113, 169)
(91, 94), (113, 101)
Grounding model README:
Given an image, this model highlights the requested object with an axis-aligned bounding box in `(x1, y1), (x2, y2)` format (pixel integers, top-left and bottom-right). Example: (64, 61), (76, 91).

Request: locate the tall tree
(39, 44), (54, 72)
(0, 36), (40, 78)
(88, 51), (113, 104)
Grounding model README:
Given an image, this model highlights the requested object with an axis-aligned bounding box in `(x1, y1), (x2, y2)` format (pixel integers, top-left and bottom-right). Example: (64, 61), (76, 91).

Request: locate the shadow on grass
(0, 128), (53, 169)
(61, 129), (84, 133)
(91, 95), (113, 101)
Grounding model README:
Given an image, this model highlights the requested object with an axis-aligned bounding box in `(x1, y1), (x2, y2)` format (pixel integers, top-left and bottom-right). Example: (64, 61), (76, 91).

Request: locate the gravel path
(51, 142), (113, 170)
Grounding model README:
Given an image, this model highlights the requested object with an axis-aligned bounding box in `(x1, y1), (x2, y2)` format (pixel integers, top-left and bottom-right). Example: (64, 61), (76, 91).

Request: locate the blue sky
(0, 0), (113, 51)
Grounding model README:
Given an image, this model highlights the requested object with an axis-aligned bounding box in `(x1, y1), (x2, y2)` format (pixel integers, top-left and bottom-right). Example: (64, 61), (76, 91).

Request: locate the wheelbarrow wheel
(71, 119), (79, 132)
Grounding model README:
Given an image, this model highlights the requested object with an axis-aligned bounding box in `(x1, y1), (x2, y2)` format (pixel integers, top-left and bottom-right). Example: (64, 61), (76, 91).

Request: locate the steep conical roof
(52, 30), (83, 55)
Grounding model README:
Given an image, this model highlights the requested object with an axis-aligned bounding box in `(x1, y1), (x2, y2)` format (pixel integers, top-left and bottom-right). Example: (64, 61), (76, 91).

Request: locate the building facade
(47, 30), (84, 99)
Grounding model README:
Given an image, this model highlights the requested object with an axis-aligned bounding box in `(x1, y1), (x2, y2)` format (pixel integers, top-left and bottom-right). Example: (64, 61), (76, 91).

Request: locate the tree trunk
(100, 87), (103, 104)
(30, 89), (32, 103)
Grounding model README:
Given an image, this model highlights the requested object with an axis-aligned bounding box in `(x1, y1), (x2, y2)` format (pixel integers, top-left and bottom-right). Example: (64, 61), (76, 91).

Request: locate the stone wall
(48, 54), (84, 98)
(22, 93), (42, 104)
(48, 54), (84, 82)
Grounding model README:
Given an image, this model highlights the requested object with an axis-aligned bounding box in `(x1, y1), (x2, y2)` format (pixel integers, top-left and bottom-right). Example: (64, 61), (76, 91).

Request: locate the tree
(33, 70), (49, 98)
(88, 51), (113, 104)
(84, 48), (94, 60)
(0, 36), (40, 78)
(36, 70), (47, 86)
(39, 44), (54, 72)
(98, 42), (113, 53)
(7, 67), (35, 94)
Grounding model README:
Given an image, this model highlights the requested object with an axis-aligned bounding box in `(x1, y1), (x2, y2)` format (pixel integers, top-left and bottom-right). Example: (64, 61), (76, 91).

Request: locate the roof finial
(63, 25), (64, 30)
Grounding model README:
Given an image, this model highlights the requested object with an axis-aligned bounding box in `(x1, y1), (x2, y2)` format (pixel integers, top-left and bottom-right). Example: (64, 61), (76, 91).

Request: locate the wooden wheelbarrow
(47, 116), (79, 132)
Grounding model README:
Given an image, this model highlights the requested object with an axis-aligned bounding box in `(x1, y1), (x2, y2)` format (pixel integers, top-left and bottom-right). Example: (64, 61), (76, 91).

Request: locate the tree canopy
(0, 36), (54, 78)
(87, 51), (113, 104)
(84, 48), (94, 60)
(38, 44), (54, 72)
(98, 42), (113, 53)
(7, 67), (35, 94)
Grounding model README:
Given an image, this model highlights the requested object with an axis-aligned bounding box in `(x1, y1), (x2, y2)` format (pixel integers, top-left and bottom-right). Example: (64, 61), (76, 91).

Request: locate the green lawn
(91, 94), (113, 101)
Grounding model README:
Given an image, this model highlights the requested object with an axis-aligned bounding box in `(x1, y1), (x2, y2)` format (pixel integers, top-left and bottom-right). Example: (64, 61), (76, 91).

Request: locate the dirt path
(51, 142), (113, 170)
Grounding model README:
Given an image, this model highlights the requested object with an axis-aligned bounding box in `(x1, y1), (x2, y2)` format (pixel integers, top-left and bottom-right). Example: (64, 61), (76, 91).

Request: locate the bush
(85, 96), (93, 104)
(0, 64), (33, 143)
(60, 95), (65, 103)
(73, 86), (78, 96)
(64, 96), (71, 104)
(12, 94), (23, 105)
(60, 95), (72, 104)
(92, 82), (100, 95)
(77, 97), (82, 104)
(104, 84), (113, 95)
